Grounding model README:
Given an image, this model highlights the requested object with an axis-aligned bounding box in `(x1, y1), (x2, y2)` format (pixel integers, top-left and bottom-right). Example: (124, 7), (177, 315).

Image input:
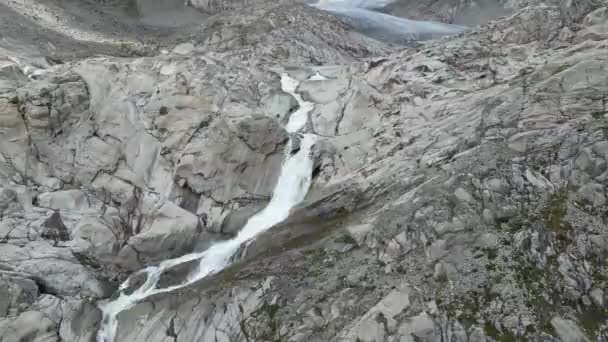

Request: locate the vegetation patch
(578, 306), (608, 339)
(242, 300), (286, 342)
(483, 321), (521, 342)
(440, 294), (481, 328)
(552, 64), (571, 75)
(483, 247), (498, 260)
(543, 320), (556, 336)
(514, 260), (561, 337)
(334, 234), (357, 245)
(591, 111), (607, 120)
(542, 188), (573, 247)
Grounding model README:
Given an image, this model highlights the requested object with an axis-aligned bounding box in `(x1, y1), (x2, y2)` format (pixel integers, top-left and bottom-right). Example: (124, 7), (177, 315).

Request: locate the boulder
(0, 272), (39, 317)
(0, 310), (58, 342)
(0, 242), (110, 298)
(117, 194), (201, 270)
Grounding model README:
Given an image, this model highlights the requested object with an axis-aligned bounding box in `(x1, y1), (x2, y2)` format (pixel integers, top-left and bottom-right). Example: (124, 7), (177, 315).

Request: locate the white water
(281, 74), (315, 132)
(309, 71), (328, 81)
(96, 73), (316, 342)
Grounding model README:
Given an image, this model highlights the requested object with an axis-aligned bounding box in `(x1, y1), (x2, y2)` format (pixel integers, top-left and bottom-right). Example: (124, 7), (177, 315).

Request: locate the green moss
(543, 320), (556, 336)
(247, 301), (285, 342)
(547, 255), (558, 266)
(499, 330), (519, 342)
(578, 306), (608, 339)
(552, 64), (571, 75)
(496, 211), (529, 233)
(302, 248), (328, 263)
(482, 279), (501, 304)
(528, 292), (549, 308)
(456, 297), (482, 327)
(542, 188), (572, 245)
(483, 322), (523, 342)
(334, 234), (357, 245)
(543, 188), (570, 231)
(484, 321), (500, 338)
(483, 248), (498, 260)
(516, 262), (557, 311)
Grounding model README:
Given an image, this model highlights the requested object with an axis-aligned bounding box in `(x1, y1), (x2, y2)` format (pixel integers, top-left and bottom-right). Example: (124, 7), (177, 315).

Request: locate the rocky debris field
(1, 0), (608, 341)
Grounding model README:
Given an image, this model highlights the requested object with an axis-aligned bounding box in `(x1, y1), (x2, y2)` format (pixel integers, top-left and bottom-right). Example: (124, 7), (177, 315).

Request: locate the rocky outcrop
(1, 0), (608, 341)
(183, 1), (391, 64)
(384, 0), (513, 25)
(105, 2), (608, 341)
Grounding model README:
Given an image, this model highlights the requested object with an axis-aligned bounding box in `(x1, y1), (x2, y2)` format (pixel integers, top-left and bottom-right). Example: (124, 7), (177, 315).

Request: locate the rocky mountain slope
(1, 0), (608, 341)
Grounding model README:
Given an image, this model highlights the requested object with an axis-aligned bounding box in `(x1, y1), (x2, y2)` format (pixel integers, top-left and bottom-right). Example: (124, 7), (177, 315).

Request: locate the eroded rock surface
(1, 0), (607, 341)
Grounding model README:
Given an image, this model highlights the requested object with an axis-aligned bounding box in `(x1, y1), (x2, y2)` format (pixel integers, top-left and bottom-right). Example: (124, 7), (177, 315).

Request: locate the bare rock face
(106, 3), (608, 342)
(182, 1), (391, 64)
(1, 0), (608, 341)
(115, 193), (202, 270)
(187, 0), (248, 13)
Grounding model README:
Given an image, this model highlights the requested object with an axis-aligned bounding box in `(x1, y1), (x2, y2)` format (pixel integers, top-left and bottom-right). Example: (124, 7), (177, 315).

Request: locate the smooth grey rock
(37, 190), (99, 211)
(1, 1), (608, 342)
(0, 188), (22, 216)
(338, 285), (412, 341)
(454, 187), (475, 203)
(397, 313), (435, 341)
(551, 317), (589, 342)
(219, 204), (264, 236)
(176, 114), (287, 210)
(298, 78), (350, 104)
(0, 242), (109, 298)
(583, 7), (608, 26)
(58, 300), (101, 342)
(577, 183), (606, 207)
(262, 90), (299, 123)
(346, 223), (373, 247)
(30, 295), (63, 325)
(0, 273), (39, 317)
(0, 310), (58, 342)
(429, 239), (448, 261)
(590, 288), (604, 307)
(117, 194), (201, 269)
(172, 42), (195, 55)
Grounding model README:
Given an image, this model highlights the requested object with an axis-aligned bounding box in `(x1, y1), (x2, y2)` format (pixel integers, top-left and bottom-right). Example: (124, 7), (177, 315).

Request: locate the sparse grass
(542, 188), (573, 247)
(552, 64), (571, 75)
(483, 247), (498, 260)
(543, 320), (556, 336)
(591, 111), (607, 120)
(578, 306), (608, 340)
(334, 234), (357, 245)
(483, 321), (522, 342)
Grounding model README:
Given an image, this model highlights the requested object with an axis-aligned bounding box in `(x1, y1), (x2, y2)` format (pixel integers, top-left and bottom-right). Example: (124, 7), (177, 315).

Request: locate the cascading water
(96, 73), (317, 342)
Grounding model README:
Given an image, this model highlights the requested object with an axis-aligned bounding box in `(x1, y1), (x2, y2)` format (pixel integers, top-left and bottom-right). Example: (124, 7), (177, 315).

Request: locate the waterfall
(96, 73), (316, 342)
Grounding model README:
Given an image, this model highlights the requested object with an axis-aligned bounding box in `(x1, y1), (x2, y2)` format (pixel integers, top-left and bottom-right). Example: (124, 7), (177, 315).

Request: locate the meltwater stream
(96, 73), (316, 342)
